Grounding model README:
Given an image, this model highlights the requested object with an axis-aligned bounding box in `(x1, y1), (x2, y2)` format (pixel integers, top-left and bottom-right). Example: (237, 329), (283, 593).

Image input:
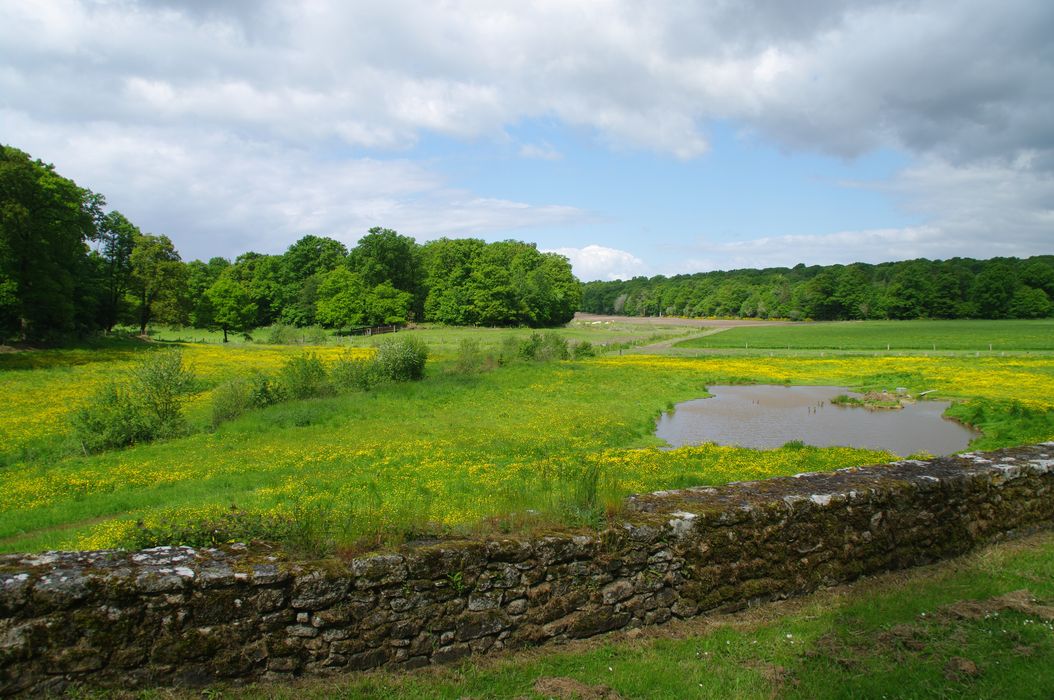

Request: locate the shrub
(497, 336), (521, 365)
(210, 378), (253, 428)
(71, 383), (155, 453)
(520, 332), (569, 361)
(374, 335), (428, 381)
(266, 323), (298, 345)
(72, 350), (194, 452)
(247, 372), (282, 408)
(132, 350), (194, 437)
(276, 353), (331, 400)
(302, 325), (330, 345)
(518, 333), (541, 360)
(571, 340), (596, 359)
(453, 338), (485, 374)
(331, 353), (381, 391)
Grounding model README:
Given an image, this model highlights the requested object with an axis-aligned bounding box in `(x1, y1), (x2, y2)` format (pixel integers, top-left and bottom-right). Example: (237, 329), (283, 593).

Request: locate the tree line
(582, 257), (1054, 321)
(0, 145), (581, 342)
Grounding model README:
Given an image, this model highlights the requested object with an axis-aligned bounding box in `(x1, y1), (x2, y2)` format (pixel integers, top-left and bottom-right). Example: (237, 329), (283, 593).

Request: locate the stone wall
(2, 444), (1053, 695)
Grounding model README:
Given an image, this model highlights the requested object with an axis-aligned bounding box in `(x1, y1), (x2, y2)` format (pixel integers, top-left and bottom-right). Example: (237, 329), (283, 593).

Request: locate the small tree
(129, 233), (185, 335)
(374, 335), (428, 381)
(206, 275), (256, 342)
(72, 350), (194, 452)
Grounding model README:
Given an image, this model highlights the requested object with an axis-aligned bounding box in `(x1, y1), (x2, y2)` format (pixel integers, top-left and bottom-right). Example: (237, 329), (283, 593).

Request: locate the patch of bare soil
(943, 656), (982, 680)
(532, 676), (624, 699)
(941, 589), (1054, 622)
(745, 661), (797, 698)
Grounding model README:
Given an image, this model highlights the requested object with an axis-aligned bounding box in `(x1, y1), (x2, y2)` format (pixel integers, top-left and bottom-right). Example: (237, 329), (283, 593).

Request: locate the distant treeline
(582, 257), (1054, 321)
(0, 145), (580, 342)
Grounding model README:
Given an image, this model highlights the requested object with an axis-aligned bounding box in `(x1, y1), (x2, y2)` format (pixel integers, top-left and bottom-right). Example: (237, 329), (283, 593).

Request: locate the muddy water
(655, 385), (978, 456)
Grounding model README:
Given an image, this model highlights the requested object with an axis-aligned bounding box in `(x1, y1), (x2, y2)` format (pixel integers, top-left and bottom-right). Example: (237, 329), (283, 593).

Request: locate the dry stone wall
(3, 443), (1054, 695)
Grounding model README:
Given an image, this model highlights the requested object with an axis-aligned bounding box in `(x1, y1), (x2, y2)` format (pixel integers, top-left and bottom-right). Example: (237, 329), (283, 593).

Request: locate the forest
(582, 255), (1054, 321)
(0, 145), (581, 342)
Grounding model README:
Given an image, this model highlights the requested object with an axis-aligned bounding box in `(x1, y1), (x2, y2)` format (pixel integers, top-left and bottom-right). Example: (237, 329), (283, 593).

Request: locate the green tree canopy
(315, 266), (369, 328)
(0, 145), (100, 340)
(94, 210), (139, 331)
(206, 273), (256, 342)
(129, 233), (185, 335)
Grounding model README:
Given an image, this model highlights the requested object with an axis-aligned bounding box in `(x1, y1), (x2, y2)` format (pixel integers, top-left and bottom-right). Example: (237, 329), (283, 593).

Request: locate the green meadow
(2, 320), (1054, 555)
(3, 318), (1054, 698)
(675, 318), (1054, 351)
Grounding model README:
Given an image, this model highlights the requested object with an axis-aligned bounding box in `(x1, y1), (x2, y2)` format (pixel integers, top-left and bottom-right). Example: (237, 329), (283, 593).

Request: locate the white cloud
(518, 142), (562, 160)
(2, 0), (1052, 265)
(547, 245), (650, 281)
(0, 111), (588, 260)
(3, 1), (1050, 165)
(672, 226), (947, 273)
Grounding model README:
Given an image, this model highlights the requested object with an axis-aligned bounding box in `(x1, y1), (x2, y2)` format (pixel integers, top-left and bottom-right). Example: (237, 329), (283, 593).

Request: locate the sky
(1, 1), (1052, 281)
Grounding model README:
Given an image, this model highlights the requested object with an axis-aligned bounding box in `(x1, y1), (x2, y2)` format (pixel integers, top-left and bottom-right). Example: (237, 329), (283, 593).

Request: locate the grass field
(4, 319), (1054, 698)
(675, 319), (1054, 351)
(1, 321), (1053, 554)
(140, 318), (696, 354)
(141, 530), (1054, 699)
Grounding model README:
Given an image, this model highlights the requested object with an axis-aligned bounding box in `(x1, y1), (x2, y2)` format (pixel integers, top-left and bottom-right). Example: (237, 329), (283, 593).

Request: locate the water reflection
(655, 385), (978, 456)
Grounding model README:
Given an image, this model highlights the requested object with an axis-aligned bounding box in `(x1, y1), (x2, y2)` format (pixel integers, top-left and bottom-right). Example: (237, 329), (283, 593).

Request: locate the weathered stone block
(291, 570), (349, 610)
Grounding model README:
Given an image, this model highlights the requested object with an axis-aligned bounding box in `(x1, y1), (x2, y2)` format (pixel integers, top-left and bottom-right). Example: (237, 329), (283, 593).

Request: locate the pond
(654, 385), (978, 456)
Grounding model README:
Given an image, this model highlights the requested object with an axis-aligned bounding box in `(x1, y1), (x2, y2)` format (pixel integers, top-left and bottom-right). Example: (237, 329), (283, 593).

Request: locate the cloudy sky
(1, 1), (1051, 280)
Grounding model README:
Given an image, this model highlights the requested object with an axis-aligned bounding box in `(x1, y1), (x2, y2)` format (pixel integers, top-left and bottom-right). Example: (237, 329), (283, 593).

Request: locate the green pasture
(4, 319), (1054, 698)
(675, 319), (1054, 351)
(2, 319), (1054, 554)
(0, 355), (898, 554)
(137, 319), (694, 354)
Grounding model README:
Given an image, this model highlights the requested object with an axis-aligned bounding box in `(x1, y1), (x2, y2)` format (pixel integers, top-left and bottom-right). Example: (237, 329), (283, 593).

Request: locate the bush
(453, 338), (485, 374)
(331, 353), (381, 391)
(210, 378), (253, 428)
(72, 350), (194, 452)
(302, 325), (329, 345)
(520, 332), (569, 361)
(71, 383), (155, 453)
(276, 353), (331, 400)
(263, 324), (329, 345)
(571, 340), (596, 359)
(374, 335), (428, 381)
(266, 323), (298, 345)
(497, 336), (521, 365)
(132, 350), (194, 436)
(247, 372), (282, 408)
